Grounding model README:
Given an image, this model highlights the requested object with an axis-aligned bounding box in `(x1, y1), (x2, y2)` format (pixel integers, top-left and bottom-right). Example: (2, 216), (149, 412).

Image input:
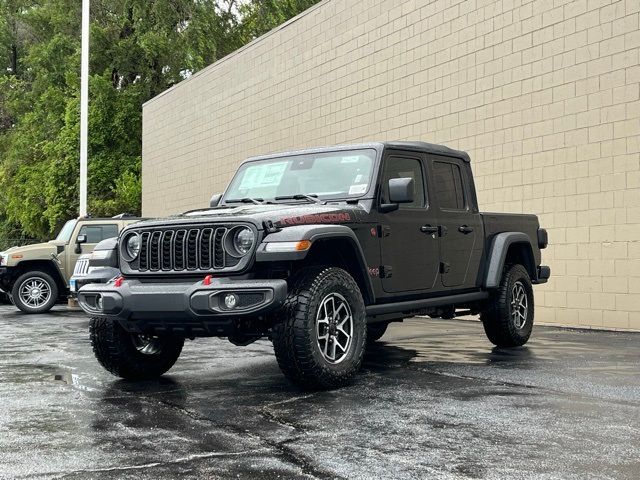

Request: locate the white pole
(79, 0), (89, 217)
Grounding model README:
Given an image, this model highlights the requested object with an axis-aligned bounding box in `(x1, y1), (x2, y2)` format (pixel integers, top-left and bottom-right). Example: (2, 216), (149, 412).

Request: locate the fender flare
(89, 237), (119, 268)
(484, 232), (536, 288)
(256, 225), (375, 303)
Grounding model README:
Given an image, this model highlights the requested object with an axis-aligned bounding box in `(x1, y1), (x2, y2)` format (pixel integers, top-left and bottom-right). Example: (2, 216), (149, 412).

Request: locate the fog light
(224, 293), (239, 309)
(96, 295), (103, 311)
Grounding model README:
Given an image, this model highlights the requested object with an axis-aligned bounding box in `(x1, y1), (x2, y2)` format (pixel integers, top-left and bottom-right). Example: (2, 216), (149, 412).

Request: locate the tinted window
(433, 161), (466, 210)
(380, 156), (426, 208)
(79, 224), (119, 243)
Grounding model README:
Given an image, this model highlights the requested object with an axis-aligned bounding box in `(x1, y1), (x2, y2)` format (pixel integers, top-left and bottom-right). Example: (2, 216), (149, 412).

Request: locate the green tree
(0, 0), (320, 241)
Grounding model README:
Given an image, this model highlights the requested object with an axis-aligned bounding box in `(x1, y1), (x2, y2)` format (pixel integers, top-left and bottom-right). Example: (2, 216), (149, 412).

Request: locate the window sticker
(354, 174), (364, 183)
(348, 184), (368, 195)
(341, 156), (360, 164)
(238, 162), (288, 190)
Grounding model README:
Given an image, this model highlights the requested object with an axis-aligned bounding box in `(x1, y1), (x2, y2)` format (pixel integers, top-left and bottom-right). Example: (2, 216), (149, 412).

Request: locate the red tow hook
(113, 276), (124, 288)
(203, 275), (213, 286)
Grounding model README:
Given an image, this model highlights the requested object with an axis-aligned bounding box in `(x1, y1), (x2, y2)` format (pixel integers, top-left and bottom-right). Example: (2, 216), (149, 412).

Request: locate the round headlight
(233, 227), (254, 255)
(126, 234), (141, 259)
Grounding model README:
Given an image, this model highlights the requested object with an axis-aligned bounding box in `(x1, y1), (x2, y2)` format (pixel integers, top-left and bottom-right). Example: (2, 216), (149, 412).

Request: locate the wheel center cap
(31, 288), (40, 297)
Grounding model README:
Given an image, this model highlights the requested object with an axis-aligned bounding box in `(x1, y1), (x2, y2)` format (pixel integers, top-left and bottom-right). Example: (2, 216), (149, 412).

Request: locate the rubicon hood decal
(279, 212), (351, 226)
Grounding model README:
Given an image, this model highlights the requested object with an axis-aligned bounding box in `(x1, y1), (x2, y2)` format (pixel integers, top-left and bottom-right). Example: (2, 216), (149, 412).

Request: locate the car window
(55, 220), (77, 242)
(225, 149), (376, 202)
(78, 224), (119, 243)
(380, 156), (426, 208)
(433, 161), (466, 210)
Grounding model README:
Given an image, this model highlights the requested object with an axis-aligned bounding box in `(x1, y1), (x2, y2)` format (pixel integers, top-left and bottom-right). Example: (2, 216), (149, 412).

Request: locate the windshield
(224, 149), (376, 202)
(55, 220), (77, 242)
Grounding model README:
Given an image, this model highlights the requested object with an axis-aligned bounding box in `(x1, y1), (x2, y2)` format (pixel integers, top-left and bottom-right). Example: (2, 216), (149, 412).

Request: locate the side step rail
(365, 291), (489, 316)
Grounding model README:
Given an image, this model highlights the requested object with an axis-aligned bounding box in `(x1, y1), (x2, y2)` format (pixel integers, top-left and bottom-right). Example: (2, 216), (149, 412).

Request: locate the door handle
(458, 225), (474, 234)
(420, 225), (439, 234)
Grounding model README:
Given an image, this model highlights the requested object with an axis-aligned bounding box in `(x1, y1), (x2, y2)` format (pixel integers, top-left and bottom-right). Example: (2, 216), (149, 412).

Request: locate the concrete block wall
(142, 0), (640, 330)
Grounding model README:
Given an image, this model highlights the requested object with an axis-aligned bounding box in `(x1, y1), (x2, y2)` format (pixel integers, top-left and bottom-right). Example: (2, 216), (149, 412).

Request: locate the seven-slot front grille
(134, 226), (238, 273)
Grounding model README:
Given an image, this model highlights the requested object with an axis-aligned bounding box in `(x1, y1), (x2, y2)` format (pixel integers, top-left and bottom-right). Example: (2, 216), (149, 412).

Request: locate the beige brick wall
(142, 0), (640, 331)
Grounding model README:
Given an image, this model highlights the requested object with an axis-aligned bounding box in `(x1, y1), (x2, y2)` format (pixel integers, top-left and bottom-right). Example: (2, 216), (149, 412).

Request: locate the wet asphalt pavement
(0, 304), (639, 479)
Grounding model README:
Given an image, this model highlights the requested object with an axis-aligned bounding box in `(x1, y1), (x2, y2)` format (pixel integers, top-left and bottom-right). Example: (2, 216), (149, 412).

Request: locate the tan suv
(0, 215), (140, 314)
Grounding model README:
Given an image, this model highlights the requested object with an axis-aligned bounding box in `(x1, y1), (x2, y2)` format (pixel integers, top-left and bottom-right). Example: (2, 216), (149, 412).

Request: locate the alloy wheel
(316, 292), (353, 364)
(131, 335), (164, 355)
(510, 281), (528, 329)
(19, 277), (52, 308)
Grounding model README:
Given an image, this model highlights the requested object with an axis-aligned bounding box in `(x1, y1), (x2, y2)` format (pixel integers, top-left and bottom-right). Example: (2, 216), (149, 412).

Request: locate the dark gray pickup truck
(78, 141), (549, 389)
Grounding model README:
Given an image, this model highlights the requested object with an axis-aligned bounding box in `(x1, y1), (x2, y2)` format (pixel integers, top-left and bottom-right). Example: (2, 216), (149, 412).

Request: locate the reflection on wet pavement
(0, 305), (639, 479)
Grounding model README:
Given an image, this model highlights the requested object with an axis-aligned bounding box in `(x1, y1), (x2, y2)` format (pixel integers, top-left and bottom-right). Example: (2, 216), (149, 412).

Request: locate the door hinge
(263, 220), (281, 234)
(379, 265), (393, 278)
(377, 225), (392, 237)
(439, 262), (450, 274)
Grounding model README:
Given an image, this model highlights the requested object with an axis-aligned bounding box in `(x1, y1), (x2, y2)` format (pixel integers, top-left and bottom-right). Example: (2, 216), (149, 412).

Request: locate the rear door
(428, 156), (483, 288)
(379, 151), (440, 293)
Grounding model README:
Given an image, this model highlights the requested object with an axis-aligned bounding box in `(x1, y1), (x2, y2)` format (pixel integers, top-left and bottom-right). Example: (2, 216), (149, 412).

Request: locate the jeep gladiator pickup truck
(78, 142), (549, 389)
(0, 215), (141, 314)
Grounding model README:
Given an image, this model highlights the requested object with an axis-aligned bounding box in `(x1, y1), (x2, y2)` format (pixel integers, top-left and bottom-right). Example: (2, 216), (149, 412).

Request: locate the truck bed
(480, 212), (542, 267)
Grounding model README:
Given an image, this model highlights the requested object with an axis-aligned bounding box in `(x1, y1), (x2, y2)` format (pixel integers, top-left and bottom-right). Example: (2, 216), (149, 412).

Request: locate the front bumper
(77, 277), (287, 336)
(0, 267), (8, 292)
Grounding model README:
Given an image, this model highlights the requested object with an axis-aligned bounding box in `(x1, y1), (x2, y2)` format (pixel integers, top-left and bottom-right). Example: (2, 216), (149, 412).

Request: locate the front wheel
(272, 267), (367, 390)
(11, 271), (59, 314)
(90, 318), (184, 379)
(480, 264), (534, 347)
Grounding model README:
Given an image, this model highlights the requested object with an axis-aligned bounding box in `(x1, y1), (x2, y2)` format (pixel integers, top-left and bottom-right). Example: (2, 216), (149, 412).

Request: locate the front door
(65, 222), (120, 282)
(429, 157), (483, 288)
(379, 151), (440, 294)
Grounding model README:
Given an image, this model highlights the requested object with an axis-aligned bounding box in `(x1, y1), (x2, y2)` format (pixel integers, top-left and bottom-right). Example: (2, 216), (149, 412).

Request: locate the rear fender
(89, 237), (119, 268)
(484, 232), (537, 288)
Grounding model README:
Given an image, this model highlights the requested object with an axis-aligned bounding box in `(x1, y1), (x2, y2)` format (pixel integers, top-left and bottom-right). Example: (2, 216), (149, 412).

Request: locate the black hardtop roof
(382, 141), (470, 162)
(245, 141), (470, 163)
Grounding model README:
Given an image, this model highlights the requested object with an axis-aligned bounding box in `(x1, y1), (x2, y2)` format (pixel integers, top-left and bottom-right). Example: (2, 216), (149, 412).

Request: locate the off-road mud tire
(272, 267), (367, 390)
(481, 264), (534, 347)
(90, 317), (184, 380)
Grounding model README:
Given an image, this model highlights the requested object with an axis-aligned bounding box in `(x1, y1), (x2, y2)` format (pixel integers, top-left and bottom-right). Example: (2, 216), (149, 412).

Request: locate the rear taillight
(537, 228), (548, 249)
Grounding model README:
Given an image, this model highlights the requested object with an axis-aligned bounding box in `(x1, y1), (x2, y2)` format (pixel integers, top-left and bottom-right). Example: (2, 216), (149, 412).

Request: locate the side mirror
(380, 177), (415, 213)
(210, 193), (222, 208)
(75, 234), (87, 254)
(389, 177), (415, 204)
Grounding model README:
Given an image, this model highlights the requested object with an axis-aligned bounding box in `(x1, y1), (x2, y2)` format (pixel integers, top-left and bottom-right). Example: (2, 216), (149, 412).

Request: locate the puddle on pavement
(383, 337), (543, 365)
(53, 371), (72, 383)
(51, 369), (95, 391)
(1, 363), (97, 391)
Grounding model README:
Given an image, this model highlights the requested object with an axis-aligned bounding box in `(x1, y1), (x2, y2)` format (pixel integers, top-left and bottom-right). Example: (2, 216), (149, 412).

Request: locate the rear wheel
(481, 264), (534, 347)
(90, 318), (184, 379)
(11, 271), (59, 314)
(366, 322), (389, 343)
(272, 267), (367, 390)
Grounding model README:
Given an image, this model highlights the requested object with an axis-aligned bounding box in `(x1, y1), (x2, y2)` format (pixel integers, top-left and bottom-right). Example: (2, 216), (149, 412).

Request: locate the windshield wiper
(274, 193), (323, 204)
(225, 197), (264, 205)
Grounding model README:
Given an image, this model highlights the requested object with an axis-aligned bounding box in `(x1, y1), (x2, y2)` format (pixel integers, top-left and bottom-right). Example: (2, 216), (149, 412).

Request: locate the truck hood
(1, 241), (61, 266)
(124, 203), (367, 231)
